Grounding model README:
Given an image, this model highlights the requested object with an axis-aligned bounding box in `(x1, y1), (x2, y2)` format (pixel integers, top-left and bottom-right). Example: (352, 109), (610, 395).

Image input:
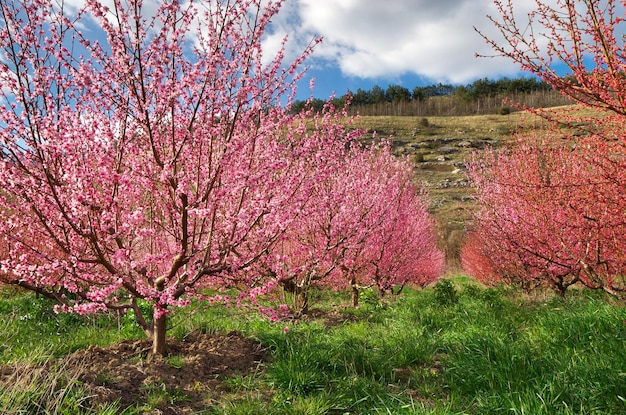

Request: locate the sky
(261, 0), (541, 101)
(46, 0), (556, 102)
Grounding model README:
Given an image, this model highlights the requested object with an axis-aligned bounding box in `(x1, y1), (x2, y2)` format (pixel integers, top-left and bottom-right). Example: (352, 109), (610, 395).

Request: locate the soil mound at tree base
(2, 330), (268, 414)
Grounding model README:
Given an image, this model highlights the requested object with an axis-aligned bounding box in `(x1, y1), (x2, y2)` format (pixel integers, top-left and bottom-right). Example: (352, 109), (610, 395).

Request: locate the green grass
(1, 281), (626, 414)
(0, 289), (145, 364)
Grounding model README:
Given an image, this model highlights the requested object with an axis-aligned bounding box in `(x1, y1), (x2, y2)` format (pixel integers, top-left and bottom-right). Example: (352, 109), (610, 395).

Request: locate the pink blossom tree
(337, 147), (444, 304)
(259, 102), (364, 314)
(0, 0), (345, 355)
(267, 143), (444, 313)
(478, 0), (626, 114)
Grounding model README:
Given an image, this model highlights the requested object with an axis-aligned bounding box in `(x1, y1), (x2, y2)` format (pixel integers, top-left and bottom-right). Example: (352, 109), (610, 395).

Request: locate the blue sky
(261, 0), (542, 101)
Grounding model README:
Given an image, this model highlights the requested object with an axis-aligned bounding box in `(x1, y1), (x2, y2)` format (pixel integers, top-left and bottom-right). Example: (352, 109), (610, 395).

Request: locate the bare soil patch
(299, 306), (358, 328)
(1, 330), (267, 414)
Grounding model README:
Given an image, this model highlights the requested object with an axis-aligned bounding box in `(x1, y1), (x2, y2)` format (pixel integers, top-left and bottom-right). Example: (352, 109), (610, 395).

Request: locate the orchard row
(0, 0), (442, 355)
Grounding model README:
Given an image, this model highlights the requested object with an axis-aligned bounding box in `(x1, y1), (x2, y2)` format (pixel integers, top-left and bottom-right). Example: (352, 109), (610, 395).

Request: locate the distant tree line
(292, 77), (572, 116)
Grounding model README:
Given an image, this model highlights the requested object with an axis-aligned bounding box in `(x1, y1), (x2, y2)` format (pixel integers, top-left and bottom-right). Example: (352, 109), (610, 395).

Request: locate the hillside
(351, 110), (549, 269)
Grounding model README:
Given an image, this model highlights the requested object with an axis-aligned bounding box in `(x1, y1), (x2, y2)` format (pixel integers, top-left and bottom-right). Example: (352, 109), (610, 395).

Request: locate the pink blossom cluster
(257, 305), (290, 322)
(54, 302), (108, 316)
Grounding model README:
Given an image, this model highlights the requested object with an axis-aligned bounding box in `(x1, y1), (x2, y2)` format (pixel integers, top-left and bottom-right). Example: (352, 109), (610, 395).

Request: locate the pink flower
(283, 327), (289, 334)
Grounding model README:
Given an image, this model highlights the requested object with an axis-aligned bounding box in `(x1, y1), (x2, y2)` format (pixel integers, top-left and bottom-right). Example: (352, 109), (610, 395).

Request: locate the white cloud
(56, 0), (576, 87)
(62, 0), (544, 85)
(264, 0), (547, 84)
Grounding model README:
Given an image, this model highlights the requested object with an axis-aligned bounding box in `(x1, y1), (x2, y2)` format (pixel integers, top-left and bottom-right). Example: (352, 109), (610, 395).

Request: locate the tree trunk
(552, 280), (567, 298)
(351, 278), (359, 307)
(298, 290), (309, 315)
(152, 310), (167, 356)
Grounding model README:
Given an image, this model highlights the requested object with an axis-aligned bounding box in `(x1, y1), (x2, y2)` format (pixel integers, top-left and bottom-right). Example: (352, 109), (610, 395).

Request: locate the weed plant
(1, 281), (625, 414)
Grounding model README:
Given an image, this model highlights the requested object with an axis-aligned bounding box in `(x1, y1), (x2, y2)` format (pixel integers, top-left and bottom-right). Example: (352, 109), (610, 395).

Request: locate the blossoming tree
(479, 0), (626, 114)
(0, 0), (348, 355)
(465, 142), (626, 295)
(267, 143), (444, 313)
(464, 0), (626, 296)
(336, 146), (444, 304)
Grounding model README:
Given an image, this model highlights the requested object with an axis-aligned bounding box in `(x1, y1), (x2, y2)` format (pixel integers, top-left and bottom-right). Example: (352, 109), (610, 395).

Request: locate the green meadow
(2, 279), (625, 414)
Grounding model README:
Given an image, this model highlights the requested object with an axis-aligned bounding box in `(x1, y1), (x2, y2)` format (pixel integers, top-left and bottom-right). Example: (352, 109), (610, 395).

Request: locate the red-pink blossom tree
(465, 139), (626, 296)
(463, 0), (626, 296)
(0, 0), (347, 355)
(460, 231), (499, 286)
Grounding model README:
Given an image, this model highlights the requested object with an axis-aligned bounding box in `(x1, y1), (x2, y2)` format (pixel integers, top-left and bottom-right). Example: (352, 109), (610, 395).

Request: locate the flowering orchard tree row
(266, 143), (444, 314)
(464, 0), (626, 297)
(462, 139), (626, 296)
(0, 0), (442, 356)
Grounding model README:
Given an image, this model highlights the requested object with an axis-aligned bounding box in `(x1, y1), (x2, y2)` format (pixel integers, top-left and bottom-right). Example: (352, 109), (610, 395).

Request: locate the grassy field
(2, 280), (626, 414)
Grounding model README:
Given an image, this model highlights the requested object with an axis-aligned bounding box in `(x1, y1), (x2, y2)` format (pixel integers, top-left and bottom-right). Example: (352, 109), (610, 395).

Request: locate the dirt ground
(75, 330), (267, 413)
(0, 306), (364, 413)
(2, 330), (267, 414)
